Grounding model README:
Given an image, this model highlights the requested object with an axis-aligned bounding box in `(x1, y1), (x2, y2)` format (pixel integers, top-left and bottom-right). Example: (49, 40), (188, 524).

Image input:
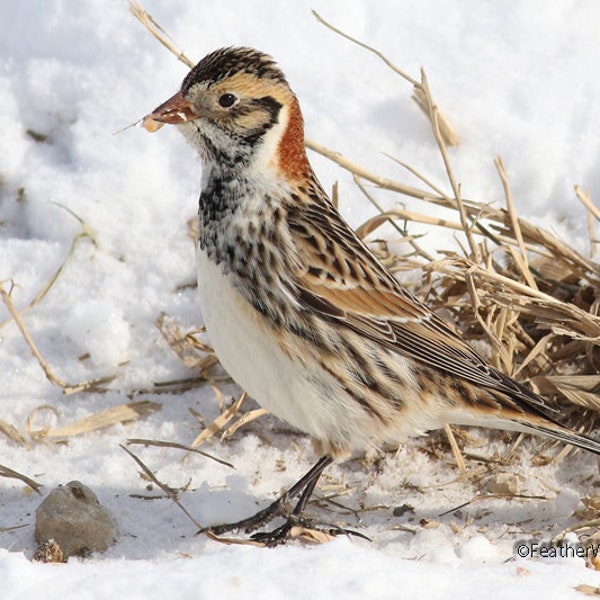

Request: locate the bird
(143, 46), (600, 545)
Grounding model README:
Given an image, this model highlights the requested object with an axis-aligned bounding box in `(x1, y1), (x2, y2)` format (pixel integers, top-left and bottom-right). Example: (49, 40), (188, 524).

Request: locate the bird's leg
(205, 455), (333, 538)
(204, 455), (370, 546)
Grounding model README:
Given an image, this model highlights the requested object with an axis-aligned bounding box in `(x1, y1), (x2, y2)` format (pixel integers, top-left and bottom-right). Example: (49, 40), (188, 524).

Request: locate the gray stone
(35, 481), (117, 558)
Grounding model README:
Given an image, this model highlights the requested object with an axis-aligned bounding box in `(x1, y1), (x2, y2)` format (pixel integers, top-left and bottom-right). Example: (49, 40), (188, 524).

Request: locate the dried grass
(0, 203), (96, 331)
(189, 389), (248, 448)
(120, 444), (204, 530)
(0, 208), (116, 395)
(126, 437), (235, 469)
(312, 11), (459, 147)
(0, 463), (42, 493)
(155, 313), (220, 377)
(41, 401), (162, 438)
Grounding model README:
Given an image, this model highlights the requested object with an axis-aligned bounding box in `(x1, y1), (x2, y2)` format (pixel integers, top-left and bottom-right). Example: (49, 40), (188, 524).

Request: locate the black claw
(337, 528), (372, 542)
(249, 523), (293, 547)
(200, 455), (369, 546)
(204, 456), (334, 537)
(248, 519), (371, 547)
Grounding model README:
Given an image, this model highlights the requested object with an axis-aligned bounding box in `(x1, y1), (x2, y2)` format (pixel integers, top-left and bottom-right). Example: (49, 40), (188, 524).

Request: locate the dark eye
(218, 93), (237, 108)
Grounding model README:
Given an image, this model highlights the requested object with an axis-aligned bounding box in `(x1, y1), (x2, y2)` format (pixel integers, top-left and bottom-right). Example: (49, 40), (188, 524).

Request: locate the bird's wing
(286, 200), (554, 414)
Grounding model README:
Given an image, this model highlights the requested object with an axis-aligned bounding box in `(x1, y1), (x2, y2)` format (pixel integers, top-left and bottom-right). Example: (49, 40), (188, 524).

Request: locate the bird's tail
(520, 420), (600, 456)
(448, 407), (600, 456)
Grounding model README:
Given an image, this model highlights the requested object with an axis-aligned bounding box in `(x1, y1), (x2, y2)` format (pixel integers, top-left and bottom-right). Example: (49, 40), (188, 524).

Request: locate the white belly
(196, 249), (328, 436)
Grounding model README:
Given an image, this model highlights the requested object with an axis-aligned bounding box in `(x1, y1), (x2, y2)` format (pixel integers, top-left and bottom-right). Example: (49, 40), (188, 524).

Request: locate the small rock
(35, 481), (117, 558)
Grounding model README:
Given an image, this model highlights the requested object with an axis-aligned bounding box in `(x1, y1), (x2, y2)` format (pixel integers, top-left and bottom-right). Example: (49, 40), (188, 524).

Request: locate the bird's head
(144, 47), (309, 178)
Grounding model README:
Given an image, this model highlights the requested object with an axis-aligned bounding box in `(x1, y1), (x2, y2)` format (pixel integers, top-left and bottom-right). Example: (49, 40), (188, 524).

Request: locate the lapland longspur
(143, 47), (600, 545)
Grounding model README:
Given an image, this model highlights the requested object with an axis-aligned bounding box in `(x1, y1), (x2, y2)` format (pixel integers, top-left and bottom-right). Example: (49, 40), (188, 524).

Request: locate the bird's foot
(200, 455), (369, 546)
(248, 516), (370, 548)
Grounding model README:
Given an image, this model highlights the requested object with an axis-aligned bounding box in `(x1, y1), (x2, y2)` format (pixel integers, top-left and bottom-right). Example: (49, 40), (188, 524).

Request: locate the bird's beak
(142, 90), (198, 132)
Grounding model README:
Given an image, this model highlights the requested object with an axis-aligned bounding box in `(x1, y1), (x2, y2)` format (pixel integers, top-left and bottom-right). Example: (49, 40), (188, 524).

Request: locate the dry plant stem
(451, 259), (600, 325)
(0, 201), (112, 393)
(575, 184), (600, 222)
(201, 530), (265, 547)
(305, 138), (447, 204)
(312, 10), (459, 147)
(505, 246), (537, 291)
(438, 492), (550, 518)
(331, 180), (339, 209)
(419, 70), (479, 263)
(129, 1), (194, 69)
(25, 405), (60, 440)
(120, 444), (204, 530)
(309, 138), (600, 279)
(221, 408), (270, 440)
(588, 210), (596, 259)
(575, 185), (599, 258)
(354, 209), (445, 240)
(126, 438), (235, 469)
(494, 156), (537, 289)
(411, 88), (460, 147)
(0, 281), (115, 394)
(513, 220), (600, 280)
(352, 175), (435, 262)
(0, 524), (29, 534)
(0, 213), (94, 330)
(465, 270), (510, 371)
(156, 312), (219, 377)
(190, 391), (248, 448)
(357, 207), (554, 258)
(383, 153), (448, 199)
(444, 424), (466, 474)
(312, 10), (417, 86)
(43, 401), (161, 438)
(0, 419), (30, 448)
(553, 440), (576, 462)
(0, 464), (42, 493)
(512, 333), (554, 378)
(575, 584), (600, 595)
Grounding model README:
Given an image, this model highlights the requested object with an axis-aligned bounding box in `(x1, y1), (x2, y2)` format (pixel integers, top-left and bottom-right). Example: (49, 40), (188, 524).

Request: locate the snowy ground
(2, 1), (600, 598)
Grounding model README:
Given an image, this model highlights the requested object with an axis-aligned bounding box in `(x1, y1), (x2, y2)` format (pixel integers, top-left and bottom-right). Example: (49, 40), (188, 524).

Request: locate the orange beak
(142, 90), (198, 132)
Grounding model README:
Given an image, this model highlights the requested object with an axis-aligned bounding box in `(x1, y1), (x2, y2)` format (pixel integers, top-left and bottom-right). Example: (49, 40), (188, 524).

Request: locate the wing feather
(286, 197), (554, 415)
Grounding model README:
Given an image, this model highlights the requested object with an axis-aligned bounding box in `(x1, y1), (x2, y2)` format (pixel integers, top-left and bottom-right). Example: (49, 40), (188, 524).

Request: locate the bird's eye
(218, 93), (237, 108)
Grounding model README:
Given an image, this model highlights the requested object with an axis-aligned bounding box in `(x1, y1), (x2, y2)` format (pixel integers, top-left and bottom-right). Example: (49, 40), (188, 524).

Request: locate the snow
(1, 0), (600, 597)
